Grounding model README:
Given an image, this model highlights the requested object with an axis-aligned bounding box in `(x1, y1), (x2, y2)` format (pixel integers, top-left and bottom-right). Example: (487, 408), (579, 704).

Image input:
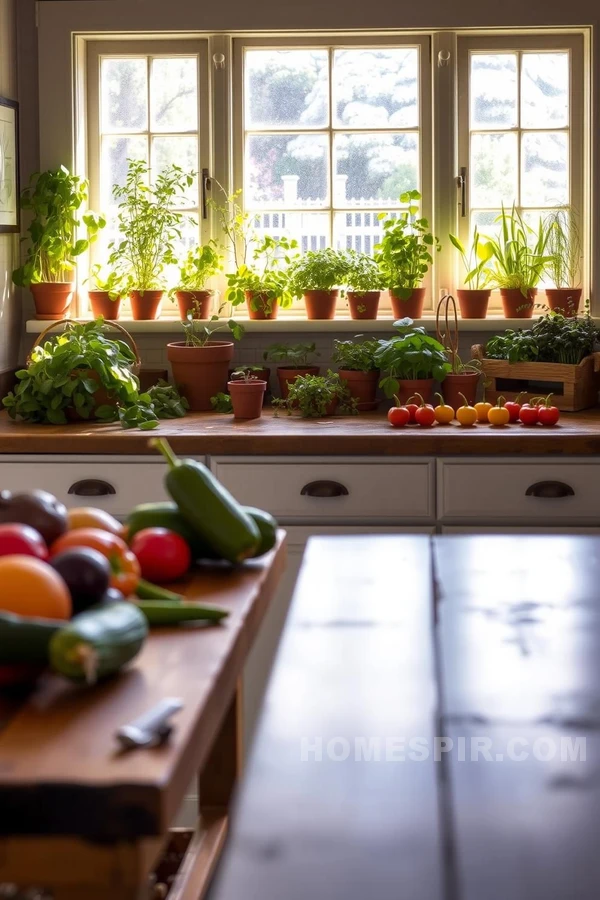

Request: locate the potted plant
(545, 209), (582, 317)
(272, 371), (357, 418)
(86, 265), (126, 320)
(375, 190), (441, 320)
(485, 205), (551, 319)
(441, 355), (482, 409)
(263, 342), (320, 398)
(374, 317), (452, 404)
(167, 311), (244, 411)
(12, 167), (105, 320)
(228, 366), (268, 419)
(109, 159), (193, 320)
(344, 251), (383, 319)
(173, 241), (222, 320)
(332, 337), (380, 410)
(288, 248), (349, 319)
(449, 226), (494, 319)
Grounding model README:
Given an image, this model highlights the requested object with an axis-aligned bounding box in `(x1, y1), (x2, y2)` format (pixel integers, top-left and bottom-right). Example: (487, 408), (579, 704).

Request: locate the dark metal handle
(68, 479), (116, 497)
(457, 166), (467, 218)
(301, 480), (349, 498)
(202, 168), (211, 219)
(525, 480), (574, 498)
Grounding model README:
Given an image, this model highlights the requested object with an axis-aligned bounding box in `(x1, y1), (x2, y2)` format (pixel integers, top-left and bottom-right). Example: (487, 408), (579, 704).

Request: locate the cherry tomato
(415, 405), (436, 427)
(519, 403), (540, 426)
(130, 528), (192, 583)
(51, 528), (140, 596)
(0, 524), (48, 560)
(456, 393), (478, 427)
(503, 392), (527, 423)
(388, 406), (410, 427)
(474, 401), (492, 423)
(537, 394), (560, 426)
(433, 393), (454, 424)
(405, 403), (419, 423)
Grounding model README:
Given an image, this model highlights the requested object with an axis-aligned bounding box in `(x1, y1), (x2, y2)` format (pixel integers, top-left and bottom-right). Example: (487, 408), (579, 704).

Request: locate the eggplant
(0, 490), (68, 546)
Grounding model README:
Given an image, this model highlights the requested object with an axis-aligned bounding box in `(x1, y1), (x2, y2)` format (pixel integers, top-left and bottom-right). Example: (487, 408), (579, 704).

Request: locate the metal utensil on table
(116, 698), (184, 751)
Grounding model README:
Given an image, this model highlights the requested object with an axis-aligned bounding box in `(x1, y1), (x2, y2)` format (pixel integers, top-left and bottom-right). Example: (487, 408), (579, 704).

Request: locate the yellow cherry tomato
(488, 398), (510, 426)
(456, 393), (478, 427)
(67, 506), (123, 536)
(433, 393), (454, 424)
(474, 401), (492, 422)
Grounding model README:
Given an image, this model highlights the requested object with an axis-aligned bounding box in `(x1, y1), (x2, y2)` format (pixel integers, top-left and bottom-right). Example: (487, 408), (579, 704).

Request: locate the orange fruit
(0, 555), (71, 620)
(67, 507), (122, 536)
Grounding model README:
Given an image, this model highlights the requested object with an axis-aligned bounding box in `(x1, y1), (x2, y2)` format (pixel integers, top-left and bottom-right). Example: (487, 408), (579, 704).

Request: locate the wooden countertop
(0, 408), (599, 456)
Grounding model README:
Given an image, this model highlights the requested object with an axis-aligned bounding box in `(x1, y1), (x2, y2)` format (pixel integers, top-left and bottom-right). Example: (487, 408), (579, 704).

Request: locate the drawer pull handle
(525, 480), (574, 499)
(301, 480), (349, 498)
(68, 479), (116, 497)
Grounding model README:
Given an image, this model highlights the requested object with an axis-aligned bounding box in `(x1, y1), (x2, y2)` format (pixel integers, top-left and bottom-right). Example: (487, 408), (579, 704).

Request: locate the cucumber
(245, 507), (278, 557)
(0, 611), (62, 664)
(49, 601), (148, 684)
(136, 579), (184, 603)
(126, 502), (219, 560)
(135, 600), (229, 625)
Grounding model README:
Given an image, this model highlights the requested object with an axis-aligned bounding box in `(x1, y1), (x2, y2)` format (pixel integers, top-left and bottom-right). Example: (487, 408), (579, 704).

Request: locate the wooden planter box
(472, 345), (600, 411)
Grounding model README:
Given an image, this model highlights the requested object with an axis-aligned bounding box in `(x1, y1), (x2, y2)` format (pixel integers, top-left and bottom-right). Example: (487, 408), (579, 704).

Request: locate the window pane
(521, 53), (569, 128)
(333, 48), (418, 128)
(251, 211), (329, 252)
(150, 57), (198, 132)
(101, 58), (147, 132)
(471, 132), (518, 207)
(151, 136), (199, 207)
(470, 54), (517, 129)
(333, 133), (418, 207)
(245, 50), (328, 129)
(245, 134), (328, 207)
(101, 135), (147, 209)
(333, 210), (387, 254)
(521, 132), (568, 206)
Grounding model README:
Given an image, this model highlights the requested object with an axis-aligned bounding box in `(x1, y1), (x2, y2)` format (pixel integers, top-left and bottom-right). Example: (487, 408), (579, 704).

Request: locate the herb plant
(485, 330), (539, 363)
(272, 371), (357, 418)
(486, 310), (598, 365)
(263, 342), (319, 367)
(181, 310), (244, 347)
(449, 226), (494, 289)
(145, 380), (189, 419)
(374, 190), (441, 299)
(545, 209), (581, 289)
(175, 241), (223, 293)
(230, 366), (265, 383)
(344, 251), (382, 294)
(210, 392), (233, 413)
(87, 264), (127, 300)
(374, 317), (452, 397)
(13, 167), (105, 287)
(332, 337), (380, 372)
(485, 205), (551, 296)
(226, 234), (298, 313)
(288, 248), (349, 295)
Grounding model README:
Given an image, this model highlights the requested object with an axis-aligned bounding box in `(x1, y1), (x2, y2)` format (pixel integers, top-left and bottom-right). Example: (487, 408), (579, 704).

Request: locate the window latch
(456, 166), (467, 218)
(202, 168), (212, 219)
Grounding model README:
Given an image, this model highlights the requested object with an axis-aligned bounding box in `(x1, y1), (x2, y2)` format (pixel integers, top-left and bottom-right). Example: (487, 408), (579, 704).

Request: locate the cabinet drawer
(211, 457), (435, 522)
(438, 459), (600, 524)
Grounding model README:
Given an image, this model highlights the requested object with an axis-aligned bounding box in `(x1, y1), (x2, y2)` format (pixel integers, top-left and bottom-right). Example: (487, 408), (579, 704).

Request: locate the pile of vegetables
(485, 311), (599, 365)
(0, 444), (278, 688)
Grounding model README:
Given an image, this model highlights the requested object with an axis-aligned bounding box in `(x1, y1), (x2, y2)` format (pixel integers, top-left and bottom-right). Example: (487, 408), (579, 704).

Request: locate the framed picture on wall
(0, 97), (19, 234)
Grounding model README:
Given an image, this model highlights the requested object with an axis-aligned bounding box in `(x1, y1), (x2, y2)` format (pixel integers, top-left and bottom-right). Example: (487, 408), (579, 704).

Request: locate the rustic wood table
(0, 532), (287, 900)
(209, 534), (600, 900)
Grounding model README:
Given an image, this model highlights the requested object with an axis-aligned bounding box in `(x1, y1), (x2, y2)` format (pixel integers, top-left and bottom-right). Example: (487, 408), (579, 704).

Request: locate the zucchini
(0, 611), (62, 664)
(49, 601), (148, 684)
(135, 600), (229, 626)
(126, 502), (219, 560)
(245, 507), (278, 557)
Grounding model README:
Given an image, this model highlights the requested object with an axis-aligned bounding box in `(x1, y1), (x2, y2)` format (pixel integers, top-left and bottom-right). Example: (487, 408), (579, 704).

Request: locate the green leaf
(47, 408), (67, 425)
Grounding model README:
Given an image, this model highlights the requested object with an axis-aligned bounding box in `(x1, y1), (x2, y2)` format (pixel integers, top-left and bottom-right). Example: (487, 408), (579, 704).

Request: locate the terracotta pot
(30, 283), (74, 320)
(394, 377), (434, 406)
(88, 290), (121, 320)
(456, 289), (491, 320)
(390, 287), (426, 320)
(175, 290), (214, 321)
(227, 380), (267, 419)
(500, 288), (537, 319)
(441, 372), (480, 410)
(245, 291), (279, 320)
(276, 366), (320, 399)
(130, 290), (164, 321)
(167, 340), (234, 411)
(303, 290), (338, 320)
(347, 291), (380, 320)
(338, 368), (380, 411)
(545, 288), (582, 318)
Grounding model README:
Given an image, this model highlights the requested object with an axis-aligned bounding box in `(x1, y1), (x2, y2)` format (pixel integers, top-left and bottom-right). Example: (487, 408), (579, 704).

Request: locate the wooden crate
(471, 345), (600, 411)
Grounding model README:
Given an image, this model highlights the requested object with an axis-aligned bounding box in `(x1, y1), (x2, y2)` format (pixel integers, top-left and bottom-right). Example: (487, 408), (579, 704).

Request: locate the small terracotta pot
(130, 290), (164, 321)
(30, 283), (74, 320)
(500, 288), (537, 319)
(228, 380), (267, 419)
(441, 372), (480, 410)
(304, 290), (338, 320)
(545, 288), (582, 318)
(347, 291), (380, 320)
(88, 290), (121, 320)
(456, 289), (491, 320)
(338, 368), (380, 411)
(175, 290), (214, 320)
(276, 366), (320, 399)
(395, 377), (434, 406)
(390, 287), (426, 320)
(245, 291), (279, 320)
(167, 340), (234, 411)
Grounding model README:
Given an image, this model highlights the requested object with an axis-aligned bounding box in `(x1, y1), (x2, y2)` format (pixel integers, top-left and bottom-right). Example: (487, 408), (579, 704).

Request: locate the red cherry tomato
(415, 405), (436, 427)
(537, 394), (560, 426)
(504, 392), (527, 423)
(519, 404), (540, 426)
(0, 524), (48, 560)
(388, 404), (410, 427)
(405, 403), (419, 423)
(130, 528), (192, 583)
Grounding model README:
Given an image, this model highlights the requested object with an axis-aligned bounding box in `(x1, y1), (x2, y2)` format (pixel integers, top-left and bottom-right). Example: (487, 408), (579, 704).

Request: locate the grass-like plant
(545, 209), (582, 289)
(485, 204), (551, 296)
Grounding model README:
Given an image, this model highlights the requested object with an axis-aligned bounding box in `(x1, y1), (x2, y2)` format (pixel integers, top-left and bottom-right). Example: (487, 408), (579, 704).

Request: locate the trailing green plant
(174, 241), (223, 294)
(374, 190), (441, 298)
(332, 337), (380, 372)
(288, 248), (350, 296)
(87, 264), (128, 300)
(181, 310), (244, 347)
(226, 234), (298, 313)
(272, 371), (357, 418)
(374, 317), (452, 397)
(344, 250), (383, 294)
(210, 392), (233, 413)
(108, 159), (194, 293)
(2, 319), (187, 429)
(263, 342), (319, 367)
(485, 204), (552, 297)
(13, 167), (105, 287)
(145, 380), (189, 419)
(545, 208), (582, 289)
(485, 309), (598, 365)
(448, 226), (494, 290)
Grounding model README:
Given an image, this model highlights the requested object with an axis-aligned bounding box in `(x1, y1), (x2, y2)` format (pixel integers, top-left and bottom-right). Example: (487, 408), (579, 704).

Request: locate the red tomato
(388, 406), (410, 427)
(0, 524), (48, 560)
(415, 405), (436, 427)
(51, 528), (140, 596)
(405, 403), (419, 423)
(504, 401), (522, 422)
(538, 405), (560, 426)
(519, 404), (539, 426)
(130, 528), (192, 583)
